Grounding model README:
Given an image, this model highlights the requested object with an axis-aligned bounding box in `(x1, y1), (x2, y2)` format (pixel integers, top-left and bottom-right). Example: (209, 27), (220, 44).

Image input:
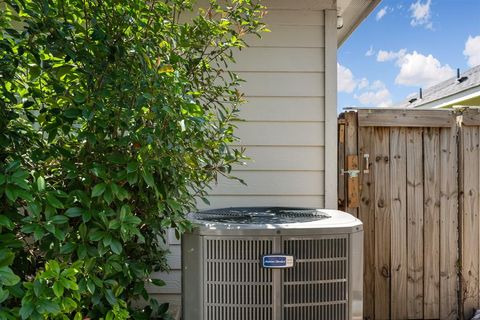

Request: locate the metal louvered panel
(204, 237), (274, 320)
(283, 236), (349, 320)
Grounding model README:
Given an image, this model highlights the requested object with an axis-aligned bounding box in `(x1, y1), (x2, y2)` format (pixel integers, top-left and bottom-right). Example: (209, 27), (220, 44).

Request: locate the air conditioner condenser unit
(182, 207), (363, 320)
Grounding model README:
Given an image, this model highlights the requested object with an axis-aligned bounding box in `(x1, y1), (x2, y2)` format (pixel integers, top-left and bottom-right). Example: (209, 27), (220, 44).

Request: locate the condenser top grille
(190, 207), (330, 224)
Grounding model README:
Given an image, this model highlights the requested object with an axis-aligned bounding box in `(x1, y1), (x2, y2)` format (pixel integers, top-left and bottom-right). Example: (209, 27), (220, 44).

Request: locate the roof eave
(337, 0), (382, 47)
(413, 84), (480, 109)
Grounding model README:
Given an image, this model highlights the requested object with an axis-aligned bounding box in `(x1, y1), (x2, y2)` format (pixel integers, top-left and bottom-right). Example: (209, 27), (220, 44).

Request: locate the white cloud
(369, 80), (386, 90)
(376, 6), (389, 21)
(337, 63), (357, 93)
(358, 78), (369, 89)
(365, 46), (375, 57)
(354, 81), (392, 108)
(337, 64), (393, 108)
(395, 51), (454, 87)
(410, 0), (433, 29)
(464, 35), (480, 67)
(377, 49), (407, 62)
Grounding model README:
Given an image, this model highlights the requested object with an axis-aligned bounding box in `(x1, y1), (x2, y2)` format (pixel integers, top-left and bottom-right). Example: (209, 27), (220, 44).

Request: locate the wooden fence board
(462, 108), (480, 126)
(347, 155), (359, 208)
(338, 119), (346, 210)
(374, 127), (391, 319)
(358, 109), (456, 127)
(462, 125), (480, 319)
(407, 128), (424, 319)
(358, 126), (376, 320)
(390, 127), (408, 320)
(423, 128), (441, 319)
(341, 110), (479, 319)
(439, 126), (459, 319)
(345, 111), (358, 217)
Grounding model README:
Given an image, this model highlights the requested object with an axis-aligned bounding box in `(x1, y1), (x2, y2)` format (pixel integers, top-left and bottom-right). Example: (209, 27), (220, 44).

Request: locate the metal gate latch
(340, 169), (360, 177)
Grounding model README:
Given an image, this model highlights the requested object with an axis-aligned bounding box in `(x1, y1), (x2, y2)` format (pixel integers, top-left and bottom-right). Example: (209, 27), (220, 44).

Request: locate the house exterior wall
(148, 0), (338, 306)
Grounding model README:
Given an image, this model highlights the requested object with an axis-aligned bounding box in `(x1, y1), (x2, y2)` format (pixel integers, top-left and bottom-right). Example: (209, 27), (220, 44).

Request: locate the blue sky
(338, 0), (480, 112)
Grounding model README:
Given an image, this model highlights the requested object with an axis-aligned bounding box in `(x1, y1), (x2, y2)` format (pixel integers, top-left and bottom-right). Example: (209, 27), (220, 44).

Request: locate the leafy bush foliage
(0, 0), (265, 318)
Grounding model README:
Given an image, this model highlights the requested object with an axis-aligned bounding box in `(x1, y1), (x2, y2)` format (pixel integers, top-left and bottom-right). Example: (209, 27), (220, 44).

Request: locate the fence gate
(338, 108), (480, 320)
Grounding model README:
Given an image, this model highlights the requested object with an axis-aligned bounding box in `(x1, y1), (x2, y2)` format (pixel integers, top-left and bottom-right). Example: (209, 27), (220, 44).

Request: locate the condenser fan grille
(190, 207), (330, 224)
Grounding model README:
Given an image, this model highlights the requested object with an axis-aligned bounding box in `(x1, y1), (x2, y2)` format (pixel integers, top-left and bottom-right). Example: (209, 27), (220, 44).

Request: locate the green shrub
(0, 0), (265, 318)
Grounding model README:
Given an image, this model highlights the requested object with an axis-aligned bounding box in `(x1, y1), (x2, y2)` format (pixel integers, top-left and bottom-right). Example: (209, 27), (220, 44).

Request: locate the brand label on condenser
(261, 255), (294, 268)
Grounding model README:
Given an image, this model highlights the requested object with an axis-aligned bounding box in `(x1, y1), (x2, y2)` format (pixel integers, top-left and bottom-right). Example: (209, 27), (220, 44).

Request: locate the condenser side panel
(182, 233), (204, 320)
(348, 231), (363, 320)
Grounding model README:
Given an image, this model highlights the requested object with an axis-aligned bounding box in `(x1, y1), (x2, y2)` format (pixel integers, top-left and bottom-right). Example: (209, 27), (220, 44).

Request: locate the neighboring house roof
(397, 65), (480, 109)
(337, 0), (382, 46)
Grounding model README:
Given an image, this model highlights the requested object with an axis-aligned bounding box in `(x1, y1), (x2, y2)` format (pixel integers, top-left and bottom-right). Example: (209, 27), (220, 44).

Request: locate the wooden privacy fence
(338, 108), (480, 320)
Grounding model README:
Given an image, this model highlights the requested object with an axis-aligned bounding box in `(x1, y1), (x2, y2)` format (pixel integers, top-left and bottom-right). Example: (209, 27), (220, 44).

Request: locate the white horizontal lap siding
(212, 6), (327, 204)
(155, 3), (337, 305)
(204, 195), (325, 208)
(232, 146), (324, 171)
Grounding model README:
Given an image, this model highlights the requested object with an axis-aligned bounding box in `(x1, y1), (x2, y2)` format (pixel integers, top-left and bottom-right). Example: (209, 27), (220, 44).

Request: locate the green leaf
(89, 229), (105, 241)
(0, 250), (15, 267)
(105, 289), (116, 305)
(77, 245), (87, 259)
(119, 205), (131, 220)
(36, 176), (45, 192)
(91, 183), (106, 197)
(0, 174), (5, 186)
(116, 187), (130, 201)
(5, 186), (17, 202)
(127, 172), (138, 185)
(46, 260), (60, 276)
(59, 278), (78, 290)
(37, 299), (61, 314)
(74, 312), (83, 320)
(73, 93), (86, 104)
(79, 223), (87, 239)
(60, 243), (76, 254)
(0, 215), (14, 230)
(158, 302), (169, 314)
(19, 301), (34, 319)
(11, 169), (28, 180)
(107, 153), (128, 164)
(103, 186), (113, 204)
(53, 65), (74, 78)
(16, 190), (33, 201)
(110, 239), (122, 254)
(82, 210), (92, 223)
(53, 282), (64, 297)
(33, 279), (42, 297)
(108, 220), (121, 230)
(46, 193), (64, 209)
(11, 177), (29, 190)
(65, 207), (83, 217)
(0, 287), (9, 304)
(127, 162), (138, 173)
(44, 222), (56, 234)
(27, 203), (42, 216)
(0, 266), (20, 286)
(86, 279), (95, 294)
(142, 170), (155, 188)
(50, 215), (69, 225)
(33, 225), (46, 241)
(151, 278), (166, 287)
(54, 228), (66, 241)
(63, 108), (82, 119)
(62, 297), (77, 312)
(5, 161), (20, 173)
(102, 233), (112, 246)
